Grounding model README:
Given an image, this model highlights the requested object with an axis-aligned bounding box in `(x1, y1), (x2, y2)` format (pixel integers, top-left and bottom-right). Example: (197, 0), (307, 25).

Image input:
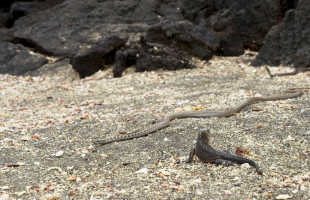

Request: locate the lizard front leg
(186, 148), (196, 163)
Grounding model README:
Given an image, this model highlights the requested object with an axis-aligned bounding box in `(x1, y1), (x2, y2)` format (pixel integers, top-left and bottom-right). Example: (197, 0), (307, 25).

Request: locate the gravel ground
(0, 53), (309, 199)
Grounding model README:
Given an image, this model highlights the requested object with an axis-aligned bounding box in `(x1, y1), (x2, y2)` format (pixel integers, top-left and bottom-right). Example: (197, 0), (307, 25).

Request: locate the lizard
(186, 129), (263, 175)
(94, 90), (303, 146)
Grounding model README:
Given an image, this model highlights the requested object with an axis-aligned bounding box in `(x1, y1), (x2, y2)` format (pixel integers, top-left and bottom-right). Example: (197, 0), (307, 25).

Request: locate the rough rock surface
(181, 0), (282, 50)
(0, 28), (14, 42)
(70, 35), (127, 78)
(12, 0), (165, 57)
(253, 0), (310, 68)
(0, 0), (309, 76)
(0, 41), (47, 75)
(112, 35), (195, 77)
(145, 20), (215, 60)
(0, 11), (9, 27)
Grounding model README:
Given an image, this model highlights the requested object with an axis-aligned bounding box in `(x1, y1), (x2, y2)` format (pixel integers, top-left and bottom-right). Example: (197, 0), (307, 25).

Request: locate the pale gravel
(0, 53), (309, 199)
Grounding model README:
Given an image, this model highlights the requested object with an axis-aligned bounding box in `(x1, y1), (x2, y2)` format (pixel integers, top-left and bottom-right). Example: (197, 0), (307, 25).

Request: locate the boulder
(70, 35), (127, 78)
(0, 0), (14, 12)
(0, 11), (9, 27)
(182, 0), (282, 50)
(145, 20), (215, 60)
(253, 0), (310, 68)
(0, 28), (14, 41)
(113, 35), (194, 77)
(12, 0), (173, 57)
(0, 0), (306, 77)
(0, 41), (47, 75)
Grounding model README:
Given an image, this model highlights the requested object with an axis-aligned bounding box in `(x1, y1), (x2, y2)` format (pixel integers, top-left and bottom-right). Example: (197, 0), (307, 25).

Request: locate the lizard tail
(221, 154), (263, 175)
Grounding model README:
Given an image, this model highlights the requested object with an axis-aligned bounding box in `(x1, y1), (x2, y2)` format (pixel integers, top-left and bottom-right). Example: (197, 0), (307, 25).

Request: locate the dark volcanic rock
(180, 0), (215, 24)
(113, 36), (194, 77)
(0, 0), (306, 78)
(253, 0), (310, 68)
(182, 0), (282, 51)
(205, 10), (244, 56)
(280, 0), (299, 17)
(70, 36), (127, 78)
(0, 1), (13, 12)
(12, 0), (191, 77)
(0, 12), (9, 27)
(9, 2), (39, 27)
(0, 41), (48, 75)
(12, 0), (181, 57)
(145, 20), (215, 60)
(2, 0), (65, 28)
(135, 42), (194, 73)
(0, 28), (14, 41)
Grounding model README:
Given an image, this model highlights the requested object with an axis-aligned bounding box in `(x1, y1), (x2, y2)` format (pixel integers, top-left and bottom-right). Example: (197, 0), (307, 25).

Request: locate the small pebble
(55, 150), (64, 157)
(275, 194), (292, 199)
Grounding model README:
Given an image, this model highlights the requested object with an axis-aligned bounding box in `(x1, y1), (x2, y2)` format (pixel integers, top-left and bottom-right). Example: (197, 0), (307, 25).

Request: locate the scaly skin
(94, 91), (303, 146)
(265, 66), (310, 78)
(186, 129), (263, 175)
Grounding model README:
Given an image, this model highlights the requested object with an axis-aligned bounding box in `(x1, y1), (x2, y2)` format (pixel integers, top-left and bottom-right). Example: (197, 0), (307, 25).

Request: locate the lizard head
(198, 129), (210, 144)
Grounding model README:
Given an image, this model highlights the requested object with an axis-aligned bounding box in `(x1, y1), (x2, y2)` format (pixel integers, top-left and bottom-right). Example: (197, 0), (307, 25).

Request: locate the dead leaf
(236, 147), (251, 156)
